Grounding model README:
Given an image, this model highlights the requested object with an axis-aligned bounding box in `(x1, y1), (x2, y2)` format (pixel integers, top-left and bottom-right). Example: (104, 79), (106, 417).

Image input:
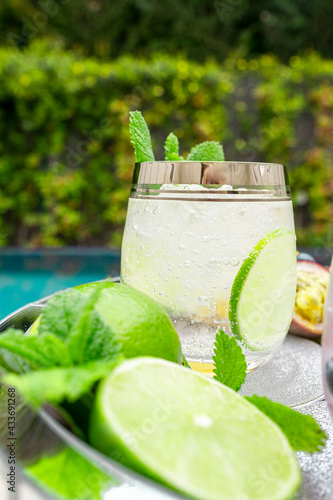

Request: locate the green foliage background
(0, 41), (332, 247)
(1, 0), (333, 62)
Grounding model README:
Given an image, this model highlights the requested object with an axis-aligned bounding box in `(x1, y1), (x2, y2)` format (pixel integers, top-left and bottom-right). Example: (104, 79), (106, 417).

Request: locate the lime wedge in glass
(89, 357), (301, 500)
(229, 228), (297, 351)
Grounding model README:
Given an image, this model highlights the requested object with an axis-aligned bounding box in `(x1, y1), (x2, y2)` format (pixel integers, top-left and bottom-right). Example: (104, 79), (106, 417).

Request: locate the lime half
(89, 357), (300, 500)
(229, 228), (297, 351)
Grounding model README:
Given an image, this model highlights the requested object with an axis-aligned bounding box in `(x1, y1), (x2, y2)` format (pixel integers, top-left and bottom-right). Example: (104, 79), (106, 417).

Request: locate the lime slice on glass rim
(89, 357), (300, 500)
(229, 228), (297, 351)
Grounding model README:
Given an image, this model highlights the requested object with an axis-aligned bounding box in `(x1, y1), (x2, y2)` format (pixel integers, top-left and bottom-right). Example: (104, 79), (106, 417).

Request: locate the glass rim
(131, 161), (291, 200)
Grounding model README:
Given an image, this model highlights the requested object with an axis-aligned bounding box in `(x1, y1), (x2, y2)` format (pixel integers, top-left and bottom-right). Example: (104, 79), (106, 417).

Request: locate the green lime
(30, 281), (182, 364)
(229, 228), (297, 351)
(79, 281), (182, 363)
(89, 357), (300, 500)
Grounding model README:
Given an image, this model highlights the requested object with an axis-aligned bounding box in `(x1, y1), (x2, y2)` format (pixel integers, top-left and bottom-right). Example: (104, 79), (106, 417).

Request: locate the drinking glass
(323, 259), (333, 420)
(121, 161), (297, 372)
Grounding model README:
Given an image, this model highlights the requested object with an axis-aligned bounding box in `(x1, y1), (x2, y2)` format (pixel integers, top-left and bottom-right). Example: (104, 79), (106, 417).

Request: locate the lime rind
(228, 228), (296, 351)
(90, 357), (301, 500)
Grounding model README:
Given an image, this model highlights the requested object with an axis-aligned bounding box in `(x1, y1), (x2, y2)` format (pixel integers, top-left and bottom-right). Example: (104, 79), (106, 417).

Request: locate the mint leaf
(3, 360), (119, 408)
(164, 132), (183, 161)
(25, 447), (116, 500)
(38, 288), (121, 365)
(187, 141), (225, 161)
(129, 110), (155, 162)
(0, 329), (70, 371)
(212, 329), (246, 391)
(66, 288), (120, 364)
(0, 347), (31, 375)
(38, 288), (84, 341)
(245, 395), (327, 453)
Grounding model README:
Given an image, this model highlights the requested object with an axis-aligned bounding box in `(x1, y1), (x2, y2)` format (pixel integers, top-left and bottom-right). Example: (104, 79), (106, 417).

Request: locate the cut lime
(89, 357), (301, 500)
(229, 228), (297, 351)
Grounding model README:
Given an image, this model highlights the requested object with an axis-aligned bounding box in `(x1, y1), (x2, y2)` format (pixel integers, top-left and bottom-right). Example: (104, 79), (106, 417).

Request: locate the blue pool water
(0, 248), (121, 320)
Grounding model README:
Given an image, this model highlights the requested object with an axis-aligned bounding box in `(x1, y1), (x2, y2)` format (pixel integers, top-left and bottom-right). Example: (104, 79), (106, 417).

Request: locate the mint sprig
(0, 288), (122, 407)
(213, 330), (327, 453)
(245, 395), (326, 453)
(187, 141), (224, 161)
(213, 329), (246, 391)
(129, 110), (155, 162)
(164, 133), (183, 161)
(129, 111), (225, 162)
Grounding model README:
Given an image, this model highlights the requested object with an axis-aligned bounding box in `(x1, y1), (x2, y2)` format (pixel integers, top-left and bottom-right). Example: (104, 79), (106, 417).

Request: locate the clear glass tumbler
(323, 260), (333, 420)
(121, 161), (297, 372)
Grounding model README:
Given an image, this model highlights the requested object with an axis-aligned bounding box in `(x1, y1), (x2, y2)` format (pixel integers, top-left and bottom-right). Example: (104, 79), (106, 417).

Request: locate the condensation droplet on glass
(152, 206), (158, 215)
(159, 291), (165, 296)
(222, 258), (229, 265)
(178, 244), (185, 250)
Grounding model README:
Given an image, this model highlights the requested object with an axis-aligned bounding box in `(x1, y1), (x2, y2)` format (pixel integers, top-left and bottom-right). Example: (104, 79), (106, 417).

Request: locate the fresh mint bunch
(129, 110), (224, 162)
(0, 288), (122, 408)
(212, 329), (327, 453)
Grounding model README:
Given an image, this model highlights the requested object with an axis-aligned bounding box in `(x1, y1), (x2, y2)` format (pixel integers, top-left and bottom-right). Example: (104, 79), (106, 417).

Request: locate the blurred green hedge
(0, 41), (332, 247)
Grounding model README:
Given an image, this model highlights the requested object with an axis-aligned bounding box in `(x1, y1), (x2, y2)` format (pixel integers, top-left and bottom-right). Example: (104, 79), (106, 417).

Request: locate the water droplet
(153, 207), (158, 215)
(159, 291), (165, 296)
(178, 244), (185, 250)
(222, 258), (229, 265)
(230, 257), (240, 266)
